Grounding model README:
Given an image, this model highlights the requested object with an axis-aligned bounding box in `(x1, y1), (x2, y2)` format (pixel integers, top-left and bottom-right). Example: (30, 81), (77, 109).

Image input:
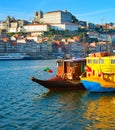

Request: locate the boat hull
(31, 76), (85, 90)
(81, 80), (115, 92)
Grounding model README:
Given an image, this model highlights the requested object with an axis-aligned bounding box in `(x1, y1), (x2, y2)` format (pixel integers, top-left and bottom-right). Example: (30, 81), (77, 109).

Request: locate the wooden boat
(31, 76), (84, 90)
(31, 58), (86, 90)
(80, 52), (115, 92)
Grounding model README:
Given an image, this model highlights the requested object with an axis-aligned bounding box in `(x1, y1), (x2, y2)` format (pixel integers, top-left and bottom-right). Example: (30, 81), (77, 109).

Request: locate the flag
(44, 67), (53, 73)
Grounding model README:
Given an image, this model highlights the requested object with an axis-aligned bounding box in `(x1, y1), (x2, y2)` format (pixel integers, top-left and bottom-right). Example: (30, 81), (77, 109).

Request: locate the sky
(0, 0), (115, 24)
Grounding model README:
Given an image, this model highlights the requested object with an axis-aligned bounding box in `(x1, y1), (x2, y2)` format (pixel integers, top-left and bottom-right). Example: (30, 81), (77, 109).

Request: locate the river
(0, 60), (115, 130)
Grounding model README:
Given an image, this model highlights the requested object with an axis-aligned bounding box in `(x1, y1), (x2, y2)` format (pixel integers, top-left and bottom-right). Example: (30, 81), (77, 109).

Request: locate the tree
(72, 15), (78, 23)
(109, 22), (114, 26)
(78, 32), (89, 42)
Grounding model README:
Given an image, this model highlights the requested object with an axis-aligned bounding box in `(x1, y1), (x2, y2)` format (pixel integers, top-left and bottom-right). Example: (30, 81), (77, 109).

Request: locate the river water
(0, 60), (115, 130)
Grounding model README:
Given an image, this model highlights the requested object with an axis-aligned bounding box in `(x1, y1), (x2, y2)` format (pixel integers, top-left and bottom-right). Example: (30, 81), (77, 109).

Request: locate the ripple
(1, 60), (115, 129)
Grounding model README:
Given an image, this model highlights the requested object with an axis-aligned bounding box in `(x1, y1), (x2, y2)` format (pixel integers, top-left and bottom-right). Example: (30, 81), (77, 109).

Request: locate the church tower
(34, 11), (43, 23)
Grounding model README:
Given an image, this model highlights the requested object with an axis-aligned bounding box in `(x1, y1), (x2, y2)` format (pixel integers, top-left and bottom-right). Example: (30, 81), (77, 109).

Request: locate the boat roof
(86, 56), (115, 59)
(57, 58), (85, 62)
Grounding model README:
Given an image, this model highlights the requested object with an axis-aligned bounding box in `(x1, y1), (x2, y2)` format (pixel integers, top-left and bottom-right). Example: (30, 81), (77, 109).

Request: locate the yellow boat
(80, 52), (115, 92)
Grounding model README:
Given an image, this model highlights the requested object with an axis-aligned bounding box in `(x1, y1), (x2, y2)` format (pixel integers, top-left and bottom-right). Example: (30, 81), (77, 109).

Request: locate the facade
(0, 41), (6, 52)
(43, 10), (72, 24)
(111, 34), (115, 52)
(0, 22), (7, 30)
(9, 22), (18, 32)
(0, 21), (7, 34)
(5, 16), (29, 32)
(1, 9), (114, 38)
(50, 23), (80, 31)
(34, 10), (73, 24)
(2, 10), (84, 33)
(34, 11), (43, 23)
(0, 39), (53, 56)
(0, 40), (38, 53)
(23, 24), (50, 33)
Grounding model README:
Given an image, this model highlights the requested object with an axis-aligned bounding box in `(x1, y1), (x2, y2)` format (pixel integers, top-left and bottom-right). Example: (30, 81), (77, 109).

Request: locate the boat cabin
(86, 52), (115, 82)
(57, 58), (86, 80)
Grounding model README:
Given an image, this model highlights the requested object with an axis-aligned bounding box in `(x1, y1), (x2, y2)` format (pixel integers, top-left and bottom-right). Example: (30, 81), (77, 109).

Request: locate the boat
(80, 52), (115, 92)
(31, 58), (86, 90)
(0, 53), (32, 60)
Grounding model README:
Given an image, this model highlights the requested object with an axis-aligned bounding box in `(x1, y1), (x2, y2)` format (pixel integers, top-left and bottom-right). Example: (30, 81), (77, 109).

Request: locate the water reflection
(32, 90), (115, 129)
(32, 90), (87, 130)
(83, 92), (115, 129)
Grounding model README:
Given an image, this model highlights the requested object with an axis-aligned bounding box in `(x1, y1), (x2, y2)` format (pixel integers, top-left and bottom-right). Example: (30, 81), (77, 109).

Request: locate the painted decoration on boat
(80, 52), (115, 92)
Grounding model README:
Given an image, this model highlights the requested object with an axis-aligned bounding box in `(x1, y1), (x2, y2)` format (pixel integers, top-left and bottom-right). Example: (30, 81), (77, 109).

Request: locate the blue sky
(0, 0), (115, 24)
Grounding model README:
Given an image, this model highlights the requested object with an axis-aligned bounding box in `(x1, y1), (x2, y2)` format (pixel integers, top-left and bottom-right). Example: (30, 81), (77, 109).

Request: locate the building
(34, 11), (43, 23)
(50, 23), (80, 31)
(23, 24), (50, 35)
(34, 10), (73, 24)
(43, 10), (72, 24)
(88, 23), (96, 30)
(3, 10), (85, 33)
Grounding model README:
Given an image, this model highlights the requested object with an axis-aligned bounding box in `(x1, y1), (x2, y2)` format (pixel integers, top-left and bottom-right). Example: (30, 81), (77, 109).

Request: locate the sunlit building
(34, 10), (72, 24)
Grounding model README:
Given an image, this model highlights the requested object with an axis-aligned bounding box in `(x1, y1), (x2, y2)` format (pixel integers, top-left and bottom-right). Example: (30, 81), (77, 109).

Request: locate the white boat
(0, 53), (31, 60)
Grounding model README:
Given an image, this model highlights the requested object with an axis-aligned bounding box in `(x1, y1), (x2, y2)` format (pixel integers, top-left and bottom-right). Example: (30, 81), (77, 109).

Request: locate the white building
(50, 23), (80, 31)
(0, 21), (7, 30)
(23, 24), (49, 34)
(43, 10), (72, 24)
(25, 36), (38, 42)
(9, 27), (18, 33)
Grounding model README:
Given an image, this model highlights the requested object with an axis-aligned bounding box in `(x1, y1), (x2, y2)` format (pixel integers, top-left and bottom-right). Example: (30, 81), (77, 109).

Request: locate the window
(99, 59), (104, 64)
(94, 59), (98, 64)
(111, 59), (115, 64)
(87, 59), (92, 64)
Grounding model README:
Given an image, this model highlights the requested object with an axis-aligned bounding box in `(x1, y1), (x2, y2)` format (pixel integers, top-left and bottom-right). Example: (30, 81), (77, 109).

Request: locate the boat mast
(83, 33), (86, 58)
(105, 24), (111, 55)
